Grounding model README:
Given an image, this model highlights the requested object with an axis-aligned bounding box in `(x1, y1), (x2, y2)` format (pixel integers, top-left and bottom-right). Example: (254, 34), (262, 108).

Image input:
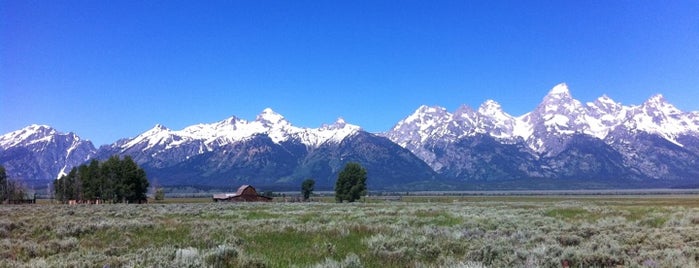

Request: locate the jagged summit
(646, 94), (665, 103)
(0, 124), (59, 149)
(256, 108), (287, 126)
(105, 109), (364, 159)
(595, 94), (615, 104)
(382, 83), (699, 184)
(547, 83), (571, 96)
(387, 83), (699, 155)
(415, 105), (447, 115)
(639, 94), (681, 116)
(4, 83), (699, 190)
(478, 100), (503, 114)
(320, 117), (353, 130)
(152, 124), (170, 131)
(0, 125), (96, 183)
(218, 116), (241, 126)
(540, 83), (575, 108)
(331, 117), (347, 128)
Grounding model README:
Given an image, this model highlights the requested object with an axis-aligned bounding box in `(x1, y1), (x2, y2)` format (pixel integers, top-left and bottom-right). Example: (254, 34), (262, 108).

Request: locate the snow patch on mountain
(0, 124), (58, 149)
(622, 94), (697, 144)
(113, 108), (362, 155)
(548, 82), (571, 95)
(0, 125), (96, 182)
(386, 83), (699, 156)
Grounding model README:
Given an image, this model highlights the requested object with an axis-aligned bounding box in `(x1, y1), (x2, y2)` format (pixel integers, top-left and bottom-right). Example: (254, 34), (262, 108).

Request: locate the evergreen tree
(101, 155), (122, 202)
(301, 178), (315, 201)
(55, 167), (80, 202)
(120, 156), (149, 203)
(52, 155), (149, 203)
(334, 162), (367, 203)
(86, 160), (105, 200)
(78, 160), (101, 200)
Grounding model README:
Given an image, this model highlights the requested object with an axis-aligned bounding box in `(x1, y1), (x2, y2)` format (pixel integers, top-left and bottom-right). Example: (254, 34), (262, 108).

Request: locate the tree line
(1, 165), (32, 203)
(54, 155), (149, 203)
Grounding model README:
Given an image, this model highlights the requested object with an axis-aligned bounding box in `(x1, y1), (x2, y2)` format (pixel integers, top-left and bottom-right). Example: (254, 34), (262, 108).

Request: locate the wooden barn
(212, 185), (272, 202)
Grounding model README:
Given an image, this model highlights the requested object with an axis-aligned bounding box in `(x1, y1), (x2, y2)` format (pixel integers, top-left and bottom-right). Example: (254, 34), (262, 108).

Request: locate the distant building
(213, 185), (272, 202)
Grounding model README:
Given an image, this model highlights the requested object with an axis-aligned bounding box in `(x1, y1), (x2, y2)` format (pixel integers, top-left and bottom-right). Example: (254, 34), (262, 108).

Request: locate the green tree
(55, 167), (81, 202)
(101, 155), (121, 202)
(78, 160), (102, 200)
(301, 178), (315, 201)
(334, 162), (367, 203)
(108, 155), (149, 203)
(53, 155), (149, 203)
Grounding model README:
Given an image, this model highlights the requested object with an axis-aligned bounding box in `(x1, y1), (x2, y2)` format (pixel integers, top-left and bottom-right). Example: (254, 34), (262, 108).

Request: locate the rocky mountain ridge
(384, 83), (699, 185)
(2, 83), (699, 190)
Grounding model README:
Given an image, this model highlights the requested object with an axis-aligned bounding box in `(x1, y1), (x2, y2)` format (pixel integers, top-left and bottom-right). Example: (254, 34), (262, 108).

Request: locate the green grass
(244, 210), (281, 220)
(3, 195), (699, 267)
(413, 209), (462, 227)
(240, 229), (372, 267)
(544, 207), (592, 221)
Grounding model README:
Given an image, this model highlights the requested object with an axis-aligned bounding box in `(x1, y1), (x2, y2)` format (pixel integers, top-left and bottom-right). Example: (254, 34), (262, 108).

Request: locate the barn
(212, 185), (272, 202)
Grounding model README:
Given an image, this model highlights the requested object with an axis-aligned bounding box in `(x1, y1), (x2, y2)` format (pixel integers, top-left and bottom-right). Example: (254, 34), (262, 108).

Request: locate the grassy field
(2, 195), (699, 267)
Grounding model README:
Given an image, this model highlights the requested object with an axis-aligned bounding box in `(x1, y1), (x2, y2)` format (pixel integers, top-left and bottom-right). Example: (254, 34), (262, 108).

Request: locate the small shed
(213, 185), (272, 202)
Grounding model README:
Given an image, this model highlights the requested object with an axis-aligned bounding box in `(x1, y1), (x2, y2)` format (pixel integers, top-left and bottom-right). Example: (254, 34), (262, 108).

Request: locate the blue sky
(2, 1), (698, 146)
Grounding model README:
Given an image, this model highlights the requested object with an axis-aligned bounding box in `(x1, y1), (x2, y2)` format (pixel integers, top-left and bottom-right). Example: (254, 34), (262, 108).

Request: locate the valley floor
(2, 195), (699, 267)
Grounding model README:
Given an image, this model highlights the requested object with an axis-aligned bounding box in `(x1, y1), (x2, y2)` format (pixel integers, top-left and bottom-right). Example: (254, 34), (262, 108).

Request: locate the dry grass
(2, 195), (699, 267)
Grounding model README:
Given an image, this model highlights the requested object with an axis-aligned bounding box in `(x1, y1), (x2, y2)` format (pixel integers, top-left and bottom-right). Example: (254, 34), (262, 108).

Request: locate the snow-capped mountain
(96, 109), (437, 189)
(100, 108), (361, 163)
(0, 125), (96, 186)
(385, 83), (699, 186)
(4, 84), (699, 190)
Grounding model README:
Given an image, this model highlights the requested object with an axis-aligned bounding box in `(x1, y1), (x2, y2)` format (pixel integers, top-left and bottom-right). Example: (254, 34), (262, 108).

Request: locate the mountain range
(2, 83), (699, 190)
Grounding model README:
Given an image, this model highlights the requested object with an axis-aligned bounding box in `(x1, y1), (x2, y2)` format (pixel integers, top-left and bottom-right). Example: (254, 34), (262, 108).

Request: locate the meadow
(2, 195), (699, 267)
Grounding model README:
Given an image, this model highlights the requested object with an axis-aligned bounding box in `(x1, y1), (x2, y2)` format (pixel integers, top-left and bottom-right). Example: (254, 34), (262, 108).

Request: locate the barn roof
(236, 185), (253, 195)
(213, 185), (270, 201)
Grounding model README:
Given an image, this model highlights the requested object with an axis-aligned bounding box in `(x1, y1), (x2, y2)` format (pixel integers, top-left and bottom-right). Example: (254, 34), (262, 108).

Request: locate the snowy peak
(322, 117), (359, 131)
(414, 105), (449, 118)
(334, 117), (346, 126)
(216, 116), (241, 127)
(403, 105), (450, 128)
(586, 95), (627, 130)
(645, 94), (666, 105)
(111, 109), (364, 156)
(546, 83), (571, 97)
(0, 124), (96, 183)
(27, 124), (57, 136)
(454, 105), (477, 120)
(539, 83), (581, 108)
(151, 124), (171, 133)
(477, 100), (504, 117)
(476, 100), (517, 139)
(1, 124), (60, 149)
(590, 95), (622, 111)
(640, 94), (682, 116)
(255, 108), (289, 126)
(387, 83), (699, 156)
(123, 124), (178, 151)
(623, 94), (693, 140)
